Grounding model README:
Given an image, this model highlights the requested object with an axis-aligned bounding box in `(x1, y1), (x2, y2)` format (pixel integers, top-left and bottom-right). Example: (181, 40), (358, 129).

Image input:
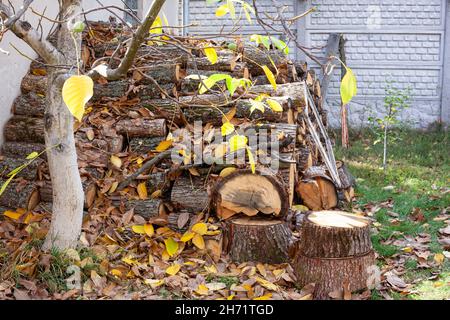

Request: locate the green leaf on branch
(340, 67), (357, 105)
(72, 21), (85, 33)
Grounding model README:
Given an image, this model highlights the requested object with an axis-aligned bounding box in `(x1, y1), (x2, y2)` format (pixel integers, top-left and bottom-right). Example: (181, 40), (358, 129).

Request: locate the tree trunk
(43, 1), (85, 250)
(223, 216), (292, 264)
(291, 211), (375, 299)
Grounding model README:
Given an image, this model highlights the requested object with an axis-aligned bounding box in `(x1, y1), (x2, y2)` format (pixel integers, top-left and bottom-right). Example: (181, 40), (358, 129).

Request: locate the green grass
(334, 127), (449, 300)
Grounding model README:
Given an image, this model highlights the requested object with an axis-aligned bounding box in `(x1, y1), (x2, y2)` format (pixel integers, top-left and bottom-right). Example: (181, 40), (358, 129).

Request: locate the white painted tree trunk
(43, 1), (84, 250)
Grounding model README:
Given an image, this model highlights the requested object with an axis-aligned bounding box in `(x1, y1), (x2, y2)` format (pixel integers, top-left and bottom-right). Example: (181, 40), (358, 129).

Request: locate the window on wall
(124, 0), (139, 24)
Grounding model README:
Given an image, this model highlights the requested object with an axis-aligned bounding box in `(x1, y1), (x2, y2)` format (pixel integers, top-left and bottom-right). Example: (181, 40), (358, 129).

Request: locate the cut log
(336, 161), (355, 189)
(167, 210), (192, 233)
(293, 251), (375, 299)
(3, 116), (45, 143)
(298, 211), (372, 258)
(242, 46), (288, 76)
(128, 137), (164, 154)
(124, 199), (162, 220)
(0, 179), (40, 210)
(211, 169), (289, 220)
(136, 63), (182, 84)
(223, 216), (292, 264)
(20, 74), (47, 95)
(0, 156), (43, 180)
(297, 166), (338, 210)
(296, 178), (337, 211)
(187, 54), (246, 73)
(1, 142), (46, 159)
(12, 92), (46, 117)
(170, 174), (210, 213)
(292, 211), (375, 299)
(115, 118), (167, 138)
(92, 81), (172, 101)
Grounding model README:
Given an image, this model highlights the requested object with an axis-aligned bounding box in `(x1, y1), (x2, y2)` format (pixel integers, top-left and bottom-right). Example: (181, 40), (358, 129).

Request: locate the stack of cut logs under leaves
(0, 22), (374, 299)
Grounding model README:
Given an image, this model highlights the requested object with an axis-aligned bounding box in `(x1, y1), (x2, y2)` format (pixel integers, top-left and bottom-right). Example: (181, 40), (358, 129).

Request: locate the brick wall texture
(184, 0), (448, 128)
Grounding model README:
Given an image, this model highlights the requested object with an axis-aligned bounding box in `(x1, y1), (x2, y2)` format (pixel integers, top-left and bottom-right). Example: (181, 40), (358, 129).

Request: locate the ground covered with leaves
(0, 129), (448, 300)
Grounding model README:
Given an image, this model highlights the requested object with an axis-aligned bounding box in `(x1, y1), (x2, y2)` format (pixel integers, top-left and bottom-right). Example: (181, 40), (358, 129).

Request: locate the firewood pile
(0, 22), (355, 264)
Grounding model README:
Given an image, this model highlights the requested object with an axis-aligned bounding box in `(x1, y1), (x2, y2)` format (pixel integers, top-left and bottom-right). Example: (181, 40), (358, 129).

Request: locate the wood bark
(293, 251), (375, 299)
(115, 118), (167, 138)
(0, 179), (40, 210)
(12, 92), (46, 117)
(223, 216), (292, 264)
(124, 199), (162, 220)
(292, 211), (375, 299)
(1, 142), (46, 159)
(3, 116), (45, 143)
(0, 156), (43, 180)
(128, 136), (164, 154)
(170, 174), (210, 213)
(167, 210), (192, 233)
(298, 211), (372, 258)
(42, 1), (85, 250)
(20, 74), (47, 95)
(211, 169), (289, 220)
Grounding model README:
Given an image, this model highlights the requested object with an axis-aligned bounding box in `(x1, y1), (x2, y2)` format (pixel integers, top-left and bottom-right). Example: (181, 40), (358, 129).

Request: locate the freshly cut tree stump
(292, 211), (375, 299)
(298, 211), (372, 258)
(211, 169), (289, 220)
(0, 180), (40, 210)
(223, 216), (292, 264)
(115, 118), (167, 138)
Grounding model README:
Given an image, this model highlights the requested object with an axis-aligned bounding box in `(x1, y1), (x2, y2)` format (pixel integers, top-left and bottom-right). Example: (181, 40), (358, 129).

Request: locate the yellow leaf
(255, 276), (278, 291)
(340, 67), (357, 105)
(26, 152), (39, 160)
(180, 231), (195, 242)
(188, 167), (200, 176)
(144, 224), (154, 237)
(219, 167), (236, 177)
(150, 16), (162, 34)
(204, 265), (218, 274)
(215, 4), (229, 17)
(156, 140), (172, 152)
(151, 189), (162, 199)
(62, 75), (94, 121)
(195, 284), (209, 295)
(108, 181), (118, 194)
(222, 106), (236, 124)
(262, 65), (277, 90)
(254, 293), (272, 300)
(434, 253), (445, 265)
(299, 293), (313, 300)
(137, 182), (148, 200)
(144, 279), (164, 288)
(4, 210), (22, 220)
(110, 269), (122, 277)
(204, 47), (218, 65)
(402, 247), (413, 253)
(266, 99), (283, 112)
(192, 223), (208, 235)
(164, 237), (178, 257)
(229, 134), (248, 153)
(110, 155), (122, 168)
(246, 146), (256, 174)
(132, 225), (145, 234)
(166, 263), (181, 276)
(272, 269), (285, 278)
(221, 122), (235, 136)
(122, 256), (139, 265)
(192, 234), (205, 249)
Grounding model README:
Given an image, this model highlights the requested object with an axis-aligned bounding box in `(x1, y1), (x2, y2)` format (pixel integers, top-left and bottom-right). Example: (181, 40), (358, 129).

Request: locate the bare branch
(88, 0), (167, 80)
(0, 0), (62, 64)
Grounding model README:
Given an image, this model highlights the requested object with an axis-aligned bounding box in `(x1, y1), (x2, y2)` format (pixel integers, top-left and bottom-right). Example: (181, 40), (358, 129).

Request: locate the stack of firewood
(0, 22), (355, 264)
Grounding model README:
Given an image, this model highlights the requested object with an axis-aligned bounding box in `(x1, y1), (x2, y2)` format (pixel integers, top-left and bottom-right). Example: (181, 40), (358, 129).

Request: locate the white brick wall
(300, 0), (448, 128)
